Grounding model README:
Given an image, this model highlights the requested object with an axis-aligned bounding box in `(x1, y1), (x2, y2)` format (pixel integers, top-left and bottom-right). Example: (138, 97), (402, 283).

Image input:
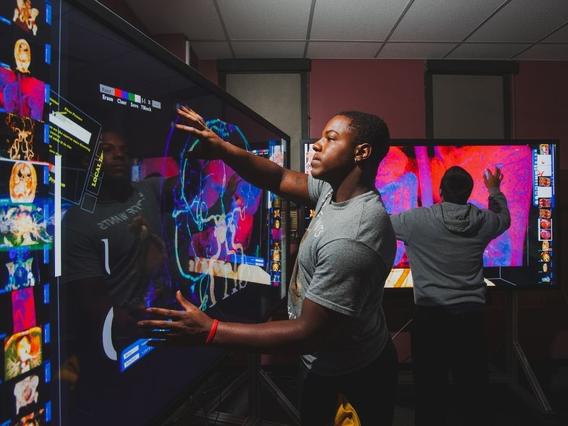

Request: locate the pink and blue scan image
(3, 252), (37, 293)
(0, 67), (45, 121)
(168, 118), (267, 309)
(0, 202), (52, 251)
(376, 145), (532, 268)
(176, 159), (262, 261)
(12, 286), (36, 333)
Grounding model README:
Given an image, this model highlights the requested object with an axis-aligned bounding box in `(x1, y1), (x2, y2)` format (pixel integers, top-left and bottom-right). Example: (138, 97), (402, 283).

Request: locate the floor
(162, 357), (568, 426)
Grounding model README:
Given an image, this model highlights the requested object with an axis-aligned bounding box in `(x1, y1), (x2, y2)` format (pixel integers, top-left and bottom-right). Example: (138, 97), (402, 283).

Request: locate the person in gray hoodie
(390, 165), (510, 426)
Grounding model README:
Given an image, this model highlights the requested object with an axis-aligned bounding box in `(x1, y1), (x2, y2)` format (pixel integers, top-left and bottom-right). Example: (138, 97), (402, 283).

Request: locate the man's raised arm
(176, 106), (311, 206)
(483, 167), (511, 237)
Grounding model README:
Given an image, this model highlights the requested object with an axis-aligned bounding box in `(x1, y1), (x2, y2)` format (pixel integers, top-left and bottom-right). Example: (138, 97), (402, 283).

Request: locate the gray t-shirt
(288, 176), (396, 376)
(62, 178), (169, 307)
(390, 189), (510, 306)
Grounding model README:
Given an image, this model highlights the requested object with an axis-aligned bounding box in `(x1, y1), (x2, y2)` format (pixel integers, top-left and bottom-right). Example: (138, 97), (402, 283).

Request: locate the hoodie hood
(432, 202), (483, 236)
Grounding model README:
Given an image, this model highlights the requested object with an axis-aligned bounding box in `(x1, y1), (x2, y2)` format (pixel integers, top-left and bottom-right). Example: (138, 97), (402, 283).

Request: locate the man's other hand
(483, 167), (503, 191)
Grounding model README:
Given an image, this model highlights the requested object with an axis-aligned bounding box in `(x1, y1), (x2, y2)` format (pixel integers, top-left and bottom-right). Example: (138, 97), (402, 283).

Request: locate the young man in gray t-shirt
(288, 175), (395, 377)
(139, 107), (398, 425)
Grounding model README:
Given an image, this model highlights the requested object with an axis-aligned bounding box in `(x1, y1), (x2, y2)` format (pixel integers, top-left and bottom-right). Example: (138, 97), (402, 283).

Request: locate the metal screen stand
(506, 291), (553, 415)
(204, 353), (300, 426)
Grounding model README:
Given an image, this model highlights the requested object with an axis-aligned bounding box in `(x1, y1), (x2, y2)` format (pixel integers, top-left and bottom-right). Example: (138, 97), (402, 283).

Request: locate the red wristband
(205, 319), (219, 345)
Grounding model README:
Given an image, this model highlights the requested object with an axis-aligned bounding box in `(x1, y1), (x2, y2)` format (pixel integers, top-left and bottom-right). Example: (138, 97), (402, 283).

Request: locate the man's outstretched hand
(483, 167), (504, 191)
(138, 290), (214, 346)
(175, 106), (226, 160)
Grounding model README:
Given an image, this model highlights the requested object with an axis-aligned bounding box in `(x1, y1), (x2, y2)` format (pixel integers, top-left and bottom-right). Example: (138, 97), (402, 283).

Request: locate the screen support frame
(506, 290), (553, 414)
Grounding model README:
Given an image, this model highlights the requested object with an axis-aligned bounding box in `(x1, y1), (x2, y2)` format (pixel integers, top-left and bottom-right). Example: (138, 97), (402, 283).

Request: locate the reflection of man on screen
(61, 130), (171, 422)
(63, 130), (170, 304)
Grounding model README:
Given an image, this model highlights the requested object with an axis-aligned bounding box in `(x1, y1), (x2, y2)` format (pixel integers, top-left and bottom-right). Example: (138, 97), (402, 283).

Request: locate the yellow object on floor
(335, 394), (361, 426)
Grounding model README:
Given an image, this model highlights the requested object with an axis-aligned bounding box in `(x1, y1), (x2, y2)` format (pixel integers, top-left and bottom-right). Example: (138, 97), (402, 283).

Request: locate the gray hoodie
(390, 188), (510, 306)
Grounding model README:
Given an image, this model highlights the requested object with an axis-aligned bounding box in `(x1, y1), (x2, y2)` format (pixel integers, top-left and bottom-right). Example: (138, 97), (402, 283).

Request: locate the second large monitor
(304, 140), (558, 289)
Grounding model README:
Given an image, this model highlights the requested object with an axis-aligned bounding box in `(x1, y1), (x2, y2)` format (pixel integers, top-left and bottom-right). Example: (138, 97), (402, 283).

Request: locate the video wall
(51, 4), (289, 425)
(1, 0), (290, 425)
(304, 141), (558, 288)
(0, 0), (56, 424)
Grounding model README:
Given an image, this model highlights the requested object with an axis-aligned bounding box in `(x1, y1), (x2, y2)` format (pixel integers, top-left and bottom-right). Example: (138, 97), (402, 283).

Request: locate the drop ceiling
(124, 0), (568, 61)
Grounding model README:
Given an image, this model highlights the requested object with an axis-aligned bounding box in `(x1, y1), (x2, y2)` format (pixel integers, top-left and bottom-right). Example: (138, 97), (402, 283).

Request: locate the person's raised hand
(137, 290), (214, 346)
(175, 106), (226, 160)
(483, 167), (504, 191)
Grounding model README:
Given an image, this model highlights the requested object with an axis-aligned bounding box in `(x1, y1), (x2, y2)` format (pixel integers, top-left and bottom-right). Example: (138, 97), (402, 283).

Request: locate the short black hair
(337, 111), (390, 178)
(440, 166), (474, 204)
(100, 128), (134, 153)
(100, 128), (127, 143)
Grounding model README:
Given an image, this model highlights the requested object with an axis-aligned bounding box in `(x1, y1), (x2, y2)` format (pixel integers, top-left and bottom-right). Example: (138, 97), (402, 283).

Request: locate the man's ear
(354, 143), (372, 163)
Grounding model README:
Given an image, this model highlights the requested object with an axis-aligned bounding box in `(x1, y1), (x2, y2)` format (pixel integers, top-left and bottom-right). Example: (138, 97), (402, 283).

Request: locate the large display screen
(304, 141), (558, 289)
(51, 9), (289, 426)
(3, 0), (289, 425)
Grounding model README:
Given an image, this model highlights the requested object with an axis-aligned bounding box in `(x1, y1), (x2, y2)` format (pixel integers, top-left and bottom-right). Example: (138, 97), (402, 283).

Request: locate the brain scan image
(10, 161), (37, 203)
(4, 113), (38, 161)
(14, 39), (32, 74)
(167, 119), (265, 310)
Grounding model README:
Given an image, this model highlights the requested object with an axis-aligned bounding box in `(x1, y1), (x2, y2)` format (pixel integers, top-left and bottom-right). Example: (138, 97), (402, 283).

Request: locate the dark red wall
(307, 59), (568, 171)
(308, 60), (426, 139)
(511, 62), (568, 359)
(513, 61), (568, 170)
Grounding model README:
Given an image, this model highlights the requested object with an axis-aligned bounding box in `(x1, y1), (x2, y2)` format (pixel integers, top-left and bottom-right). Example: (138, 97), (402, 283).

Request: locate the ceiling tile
(310, 0), (408, 41)
(307, 41), (381, 58)
(447, 43), (531, 59)
(125, 0), (225, 40)
(542, 23), (568, 43)
(469, 0), (568, 42)
(231, 41), (306, 58)
(379, 43), (454, 59)
(391, 0), (504, 42)
(217, 0), (312, 40)
(516, 44), (568, 60)
(190, 41), (233, 60)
